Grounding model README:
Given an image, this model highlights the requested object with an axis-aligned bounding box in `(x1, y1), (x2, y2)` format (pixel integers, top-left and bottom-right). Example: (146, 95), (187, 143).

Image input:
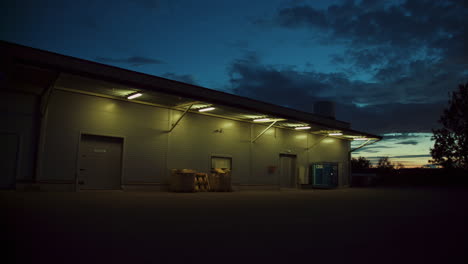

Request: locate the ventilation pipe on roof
(314, 101), (335, 119)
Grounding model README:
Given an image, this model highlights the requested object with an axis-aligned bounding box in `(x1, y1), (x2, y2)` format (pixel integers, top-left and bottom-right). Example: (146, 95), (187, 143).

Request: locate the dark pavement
(4, 187), (468, 263)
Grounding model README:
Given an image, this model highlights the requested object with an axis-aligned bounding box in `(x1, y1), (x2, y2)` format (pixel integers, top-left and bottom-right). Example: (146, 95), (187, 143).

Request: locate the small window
(211, 156), (232, 170)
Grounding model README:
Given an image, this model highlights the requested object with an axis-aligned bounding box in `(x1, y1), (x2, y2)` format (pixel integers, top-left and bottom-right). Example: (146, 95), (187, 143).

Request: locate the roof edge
(1, 40), (360, 132)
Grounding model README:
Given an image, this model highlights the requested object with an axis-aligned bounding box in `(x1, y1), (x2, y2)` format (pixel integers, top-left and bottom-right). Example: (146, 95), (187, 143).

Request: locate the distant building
(0, 41), (381, 191)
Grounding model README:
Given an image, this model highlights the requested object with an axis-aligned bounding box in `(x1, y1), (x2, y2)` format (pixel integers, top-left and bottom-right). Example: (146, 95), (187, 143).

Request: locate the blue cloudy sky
(2, 0), (467, 167)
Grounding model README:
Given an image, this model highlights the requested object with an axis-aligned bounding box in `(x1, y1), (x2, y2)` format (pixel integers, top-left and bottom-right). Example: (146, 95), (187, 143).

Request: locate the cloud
(162, 73), (198, 85)
(380, 133), (432, 140)
(358, 145), (393, 149)
(276, 4), (328, 29)
(228, 53), (446, 133)
(268, 0), (468, 105)
(337, 102), (445, 133)
(396, 140), (419, 145)
(353, 145), (394, 154)
(279, 1), (467, 60)
(233, 1), (467, 134)
(274, 0), (467, 54)
(356, 149), (380, 153)
(95, 56), (165, 66)
(391, 154), (432, 159)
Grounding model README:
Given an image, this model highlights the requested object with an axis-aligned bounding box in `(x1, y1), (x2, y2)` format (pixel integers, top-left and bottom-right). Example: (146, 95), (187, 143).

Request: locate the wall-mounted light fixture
(328, 132), (343, 136)
(253, 118), (271, 122)
(294, 126), (311, 130)
(199, 107), (215, 112)
(353, 137), (368, 141)
(127, 92), (142, 100)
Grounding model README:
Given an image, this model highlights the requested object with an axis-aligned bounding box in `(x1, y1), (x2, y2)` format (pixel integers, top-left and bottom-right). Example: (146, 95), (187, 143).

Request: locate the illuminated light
(253, 118), (271, 122)
(353, 137), (368, 141)
(295, 126), (311, 130)
(328, 132), (343, 136)
(127, 93), (142, 100)
(198, 107), (215, 112)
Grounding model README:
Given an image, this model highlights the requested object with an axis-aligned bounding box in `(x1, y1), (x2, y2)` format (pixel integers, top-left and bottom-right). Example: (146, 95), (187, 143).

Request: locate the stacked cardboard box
(171, 169), (231, 192)
(170, 169), (196, 192)
(209, 168), (232, 192)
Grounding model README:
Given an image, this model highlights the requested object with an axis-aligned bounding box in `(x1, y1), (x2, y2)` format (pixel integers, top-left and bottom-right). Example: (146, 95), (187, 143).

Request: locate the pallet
(194, 173), (210, 192)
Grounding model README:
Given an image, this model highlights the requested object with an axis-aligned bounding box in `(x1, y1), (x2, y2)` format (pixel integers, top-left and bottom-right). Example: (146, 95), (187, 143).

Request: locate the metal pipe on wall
(34, 72), (60, 183)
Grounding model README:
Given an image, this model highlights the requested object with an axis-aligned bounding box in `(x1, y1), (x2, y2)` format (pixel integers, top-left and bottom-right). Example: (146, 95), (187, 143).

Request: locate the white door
(78, 134), (123, 190)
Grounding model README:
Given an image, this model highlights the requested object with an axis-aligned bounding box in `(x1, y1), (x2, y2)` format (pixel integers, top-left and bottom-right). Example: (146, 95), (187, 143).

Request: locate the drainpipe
(34, 72), (60, 184)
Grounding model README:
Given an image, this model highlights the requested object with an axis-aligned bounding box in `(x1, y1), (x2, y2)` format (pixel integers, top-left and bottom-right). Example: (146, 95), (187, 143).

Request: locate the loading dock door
(78, 134), (123, 190)
(211, 156), (232, 170)
(0, 133), (18, 189)
(279, 154), (296, 188)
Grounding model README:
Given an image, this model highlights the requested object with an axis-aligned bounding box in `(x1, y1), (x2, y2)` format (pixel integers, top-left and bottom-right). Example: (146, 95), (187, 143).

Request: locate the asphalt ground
(3, 187), (468, 263)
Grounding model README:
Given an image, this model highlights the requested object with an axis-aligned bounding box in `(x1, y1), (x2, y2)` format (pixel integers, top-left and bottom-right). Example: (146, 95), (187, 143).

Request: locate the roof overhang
(0, 40), (382, 141)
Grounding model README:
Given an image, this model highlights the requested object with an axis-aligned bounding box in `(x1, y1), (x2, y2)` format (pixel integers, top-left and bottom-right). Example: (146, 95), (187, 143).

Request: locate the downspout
(34, 72), (60, 183)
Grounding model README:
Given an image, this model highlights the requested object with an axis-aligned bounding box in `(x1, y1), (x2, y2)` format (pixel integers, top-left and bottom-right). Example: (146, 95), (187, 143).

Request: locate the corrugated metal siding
(0, 90), (39, 182)
(167, 111), (251, 184)
(278, 128), (309, 185)
(250, 125), (280, 185)
(42, 90), (350, 187)
(42, 90), (169, 183)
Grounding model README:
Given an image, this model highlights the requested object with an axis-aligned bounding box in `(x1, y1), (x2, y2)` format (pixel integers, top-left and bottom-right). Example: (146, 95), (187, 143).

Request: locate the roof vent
(314, 101), (335, 119)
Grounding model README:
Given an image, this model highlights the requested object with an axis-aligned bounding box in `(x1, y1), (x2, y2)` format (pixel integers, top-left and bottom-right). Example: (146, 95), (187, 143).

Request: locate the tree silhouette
(395, 162), (405, 170)
(351, 156), (372, 170)
(430, 83), (468, 169)
(377, 156), (394, 170)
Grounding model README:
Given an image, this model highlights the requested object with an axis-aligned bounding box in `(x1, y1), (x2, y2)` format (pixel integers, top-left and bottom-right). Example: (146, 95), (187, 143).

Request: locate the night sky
(2, 0), (467, 167)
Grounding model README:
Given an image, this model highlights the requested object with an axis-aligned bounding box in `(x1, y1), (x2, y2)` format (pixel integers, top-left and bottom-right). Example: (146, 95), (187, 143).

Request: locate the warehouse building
(0, 41), (381, 191)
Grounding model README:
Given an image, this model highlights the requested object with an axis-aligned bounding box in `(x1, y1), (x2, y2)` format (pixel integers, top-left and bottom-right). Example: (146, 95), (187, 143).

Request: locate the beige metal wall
(41, 90), (169, 185)
(0, 88), (39, 185)
(167, 111), (251, 185)
(39, 84), (351, 190)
